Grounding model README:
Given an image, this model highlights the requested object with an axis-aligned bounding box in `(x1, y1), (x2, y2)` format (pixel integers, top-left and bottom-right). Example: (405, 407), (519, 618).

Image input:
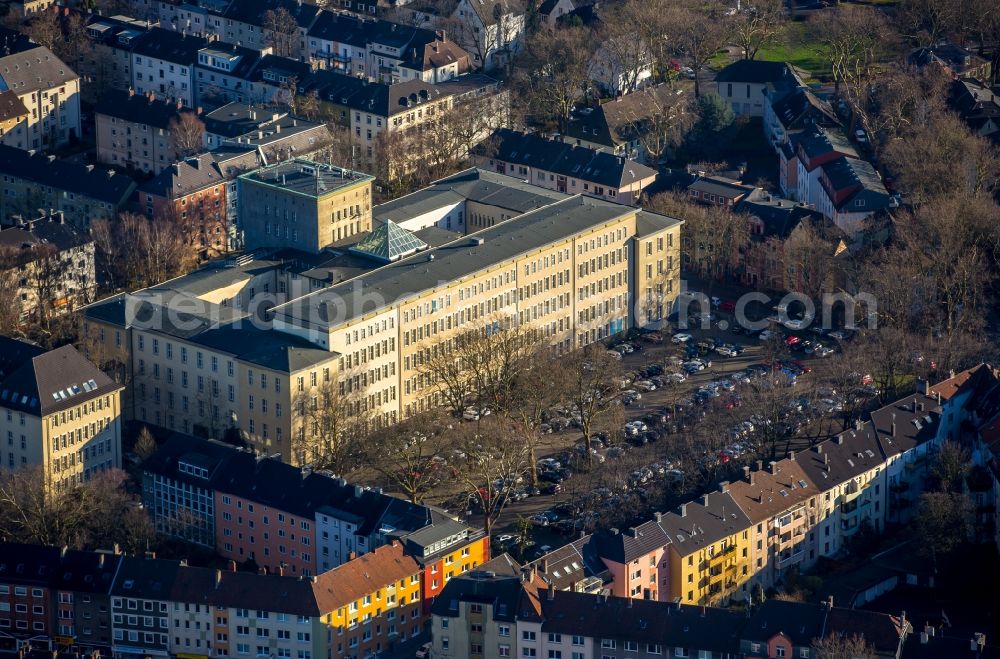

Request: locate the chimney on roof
(278, 566), (284, 576)
(60, 545), (68, 558)
(835, 435), (844, 445)
(149, 91), (156, 102)
(678, 503), (687, 517)
(916, 378), (928, 395)
(756, 460), (763, 471)
(547, 585), (555, 601)
(824, 452), (829, 465)
(854, 418), (864, 431)
(826, 595), (834, 610)
(98, 554), (105, 568)
(949, 369), (956, 379)
(627, 597), (633, 608)
(701, 493), (710, 506)
(259, 566), (267, 575)
(610, 527), (620, 535)
(719, 480), (729, 493)
(348, 551), (357, 561)
(654, 512), (663, 522)
(228, 560), (237, 572)
(215, 569), (222, 588)
(744, 465), (753, 485)
(891, 422), (896, 437)
(787, 450), (796, 461)
(768, 461), (778, 474)
(973, 634), (987, 652)
(540, 557), (549, 574)
(113, 543), (120, 555)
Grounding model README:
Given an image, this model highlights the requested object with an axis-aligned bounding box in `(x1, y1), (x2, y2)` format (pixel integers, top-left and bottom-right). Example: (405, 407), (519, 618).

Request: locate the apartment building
(166, 563), (324, 659)
(0, 212), (96, 322)
(81, 15), (151, 105)
(140, 433), (235, 547)
(0, 543), (122, 647)
(0, 337), (123, 490)
(0, 90), (29, 149)
(300, 70), (504, 171)
(95, 89), (200, 175)
(562, 84), (691, 164)
(238, 160), (376, 253)
(449, 0), (525, 71)
(715, 59), (801, 118)
(431, 561), (748, 659)
(138, 153), (231, 257)
(202, 104), (331, 160)
(0, 45), (81, 151)
(111, 557), (179, 658)
(726, 459), (820, 593)
(194, 41), (267, 109)
(313, 542), (424, 656)
(130, 28), (207, 107)
(140, 433), (481, 579)
(396, 517), (489, 609)
(0, 144), (137, 230)
(306, 12), (470, 83)
(474, 128), (659, 205)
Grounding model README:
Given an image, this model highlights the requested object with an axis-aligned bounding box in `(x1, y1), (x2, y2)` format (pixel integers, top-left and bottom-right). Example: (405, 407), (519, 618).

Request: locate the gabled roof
(820, 156), (890, 211)
(688, 175), (756, 200)
(726, 458), (816, 524)
(431, 561), (547, 622)
(656, 490), (753, 556)
(716, 59), (794, 84)
(564, 85), (689, 149)
(541, 592), (744, 654)
(312, 542), (420, 612)
(736, 196), (824, 240)
(742, 599), (826, 645)
(0, 89), (27, 122)
(0, 338), (120, 417)
(222, 0), (321, 30)
(0, 45), (77, 94)
(527, 535), (609, 591)
(798, 422), (886, 487)
(770, 87), (839, 132)
(170, 564), (320, 616)
(0, 214), (93, 253)
(131, 27), (207, 65)
(481, 128), (659, 189)
(0, 144), (137, 206)
(592, 523), (671, 565)
(111, 556), (181, 599)
(138, 153), (226, 199)
(350, 219), (428, 262)
(95, 89), (193, 130)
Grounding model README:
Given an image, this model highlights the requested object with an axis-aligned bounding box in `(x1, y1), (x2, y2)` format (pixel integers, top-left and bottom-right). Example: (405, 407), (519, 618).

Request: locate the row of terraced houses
(516, 365), (998, 609)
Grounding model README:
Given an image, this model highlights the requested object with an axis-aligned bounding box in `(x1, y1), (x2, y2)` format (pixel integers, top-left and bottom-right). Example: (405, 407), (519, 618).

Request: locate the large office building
(83, 166), (682, 463)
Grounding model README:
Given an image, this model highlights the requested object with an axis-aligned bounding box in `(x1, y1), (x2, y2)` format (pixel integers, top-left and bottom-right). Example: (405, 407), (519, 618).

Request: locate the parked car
(415, 642), (432, 659)
(672, 332), (693, 344)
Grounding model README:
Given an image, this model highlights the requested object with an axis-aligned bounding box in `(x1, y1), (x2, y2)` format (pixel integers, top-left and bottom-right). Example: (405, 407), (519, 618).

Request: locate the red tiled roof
(311, 542), (420, 613)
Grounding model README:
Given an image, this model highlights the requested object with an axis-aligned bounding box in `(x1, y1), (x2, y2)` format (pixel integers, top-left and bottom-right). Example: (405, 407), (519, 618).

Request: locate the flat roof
(239, 159), (373, 199)
(272, 195), (681, 328)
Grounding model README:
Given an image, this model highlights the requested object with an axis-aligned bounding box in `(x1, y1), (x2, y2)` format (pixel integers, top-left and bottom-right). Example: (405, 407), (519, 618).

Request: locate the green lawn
(755, 22), (833, 81)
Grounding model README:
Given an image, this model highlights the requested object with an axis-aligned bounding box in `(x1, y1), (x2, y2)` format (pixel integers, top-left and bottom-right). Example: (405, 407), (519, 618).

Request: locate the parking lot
(473, 308), (873, 561)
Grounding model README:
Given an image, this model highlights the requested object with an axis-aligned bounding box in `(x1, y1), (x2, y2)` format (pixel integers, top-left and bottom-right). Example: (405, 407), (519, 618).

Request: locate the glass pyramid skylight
(351, 220), (428, 263)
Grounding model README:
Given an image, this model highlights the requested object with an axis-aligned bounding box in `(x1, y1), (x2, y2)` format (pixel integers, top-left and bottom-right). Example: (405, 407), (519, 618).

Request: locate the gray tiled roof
(0, 45), (77, 94)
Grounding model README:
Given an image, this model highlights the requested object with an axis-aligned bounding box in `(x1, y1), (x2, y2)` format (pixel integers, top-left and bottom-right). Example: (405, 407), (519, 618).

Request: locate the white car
(672, 333), (693, 344)
(635, 380), (657, 392)
(759, 330), (776, 341)
(784, 318), (807, 330)
(855, 129), (868, 143)
(668, 372), (687, 383)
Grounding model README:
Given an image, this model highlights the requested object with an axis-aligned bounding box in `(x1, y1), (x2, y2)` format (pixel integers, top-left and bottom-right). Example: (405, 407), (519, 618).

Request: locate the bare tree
(263, 8), (301, 59)
(360, 411), (451, 504)
(24, 8), (62, 53)
(134, 426), (159, 462)
(782, 220), (844, 301)
(594, 7), (653, 96)
(293, 379), (368, 470)
(562, 347), (624, 468)
(504, 345), (568, 486)
(0, 467), (154, 553)
(912, 490), (973, 558)
(669, 0), (732, 97)
(95, 213), (196, 291)
(0, 246), (22, 334)
(811, 634), (877, 659)
(516, 27), (594, 132)
(451, 416), (531, 537)
(731, 0), (786, 60)
(168, 112), (206, 158)
(619, 89), (695, 165)
(646, 191), (749, 282)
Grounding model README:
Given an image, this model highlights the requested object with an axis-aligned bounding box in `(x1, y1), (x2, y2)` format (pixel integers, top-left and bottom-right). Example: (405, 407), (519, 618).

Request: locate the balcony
(776, 549), (805, 569)
(707, 543), (737, 567)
